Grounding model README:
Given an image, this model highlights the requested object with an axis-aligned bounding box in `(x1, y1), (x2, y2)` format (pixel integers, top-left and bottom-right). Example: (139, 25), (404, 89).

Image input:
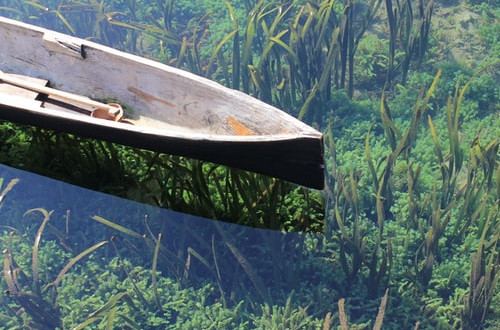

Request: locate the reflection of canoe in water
(0, 17), (324, 189)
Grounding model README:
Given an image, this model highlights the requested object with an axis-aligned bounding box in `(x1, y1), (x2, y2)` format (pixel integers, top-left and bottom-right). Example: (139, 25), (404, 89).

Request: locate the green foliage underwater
(0, 0), (500, 328)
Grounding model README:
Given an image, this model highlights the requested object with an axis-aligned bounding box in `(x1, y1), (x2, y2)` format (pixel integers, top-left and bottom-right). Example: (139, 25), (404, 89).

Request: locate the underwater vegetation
(0, 0), (500, 328)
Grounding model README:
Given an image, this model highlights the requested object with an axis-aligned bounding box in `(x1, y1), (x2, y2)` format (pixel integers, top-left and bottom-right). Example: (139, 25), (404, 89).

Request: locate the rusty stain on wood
(226, 116), (254, 136)
(128, 86), (175, 108)
(0, 16), (324, 188)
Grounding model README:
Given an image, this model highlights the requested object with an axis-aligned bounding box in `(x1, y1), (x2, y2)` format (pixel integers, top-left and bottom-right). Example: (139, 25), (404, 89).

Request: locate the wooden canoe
(0, 16), (324, 189)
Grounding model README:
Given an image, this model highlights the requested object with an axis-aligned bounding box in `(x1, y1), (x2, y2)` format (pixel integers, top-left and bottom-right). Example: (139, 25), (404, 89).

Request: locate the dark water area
(0, 164), (330, 328)
(0, 163), (308, 284)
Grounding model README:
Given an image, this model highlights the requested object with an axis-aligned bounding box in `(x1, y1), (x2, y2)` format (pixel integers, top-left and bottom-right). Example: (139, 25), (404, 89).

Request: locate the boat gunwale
(0, 16), (325, 189)
(0, 16), (321, 137)
(0, 97), (321, 143)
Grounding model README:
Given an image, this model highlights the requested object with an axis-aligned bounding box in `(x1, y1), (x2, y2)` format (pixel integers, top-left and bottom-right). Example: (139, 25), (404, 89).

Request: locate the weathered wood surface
(0, 16), (324, 189)
(0, 74), (45, 112)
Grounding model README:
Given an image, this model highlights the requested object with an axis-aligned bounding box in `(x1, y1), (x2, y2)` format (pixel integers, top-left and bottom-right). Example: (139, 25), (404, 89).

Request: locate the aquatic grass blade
(92, 215), (143, 239)
(130, 22), (180, 45)
(241, 0), (265, 93)
(151, 233), (162, 310)
(110, 237), (148, 306)
(25, 1), (48, 12)
(105, 307), (117, 330)
(496, 163), (500, 200)
(176, 36), (188, 68)
(380, 92), (400, 150)
(53, 240), (108, 287)
(426, 69), (443, 99)
(0, 178), (19, 205)
(211, 234), (227, 308)
(115, 312), (141, 329)
(87, 292), (130, 318)
(213, 220), (269, 302)
(230, 169), (259, 225)
(334, 204), (347, 240)
(376, 173), (386, 231)
(297, 81), (319, 121)
(45, 221), (72, 252)
(463, 202), (500, 328)
(50, 10), (76, 35)
(338, 298), (348, 329)
(427, 115), (443, 163)
(0, 7), (25, 16)
(225, 239), (269, 303)
(26, 208), (54, 297)
(205, 29), (239, 77)
(71, 317), (100, 330)
(187, 246), (213, 273)
(106, 18), (142, 31)
(365, 124), (379, 190)
(374, 289), (389, 330)
(3, 249), (19, 294)
(258, 29), (292, 71)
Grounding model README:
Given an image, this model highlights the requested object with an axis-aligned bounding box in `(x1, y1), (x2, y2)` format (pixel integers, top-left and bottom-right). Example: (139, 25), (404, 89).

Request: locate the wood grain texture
(0, 16), (324, 189)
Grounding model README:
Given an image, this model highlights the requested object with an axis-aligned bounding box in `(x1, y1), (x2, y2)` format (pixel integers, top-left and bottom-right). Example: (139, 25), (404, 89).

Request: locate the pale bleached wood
(0, 74), (47, 99)
(0, 70), (117, 114)
(0, 17), (320, 137)
(0, 94), (43, 110)
(0, 16), (324, 188)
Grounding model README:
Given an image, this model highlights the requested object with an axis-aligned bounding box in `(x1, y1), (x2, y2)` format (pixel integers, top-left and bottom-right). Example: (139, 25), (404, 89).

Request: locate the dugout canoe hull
(0, 16), (324, 189)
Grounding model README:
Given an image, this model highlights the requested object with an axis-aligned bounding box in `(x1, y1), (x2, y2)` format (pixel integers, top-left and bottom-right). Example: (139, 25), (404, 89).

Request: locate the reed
(338, 297), (348, 329)
(214, 220), (271, 304)
(29, 208), (53, 298)
(384, 0), (434, 88)
(462, 203), (500, 329)
(1, 0), (499, 326)
(151, 233), (162, 311)
(427, 69), (499, 246)
(4, 123), (316, 231)
(110, 237), (149, 307)
(52, 240), (109, 288)
(333, 169), (366, 279)
(290, 0), (340, 120)
(186, 245), (227, 305)
(0, 178), (19, 206)
(92, 211), (276, 309)
(77, 291), (137, 329)
(373, 289), (389, 330)
(416, 176), (455, 286)
(374, 70), (441, 220)
(339, 0), (383, 97)
(3, 243), (62, 329)
(2, 207), (113, 329)
(336, 289), (389, 330)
